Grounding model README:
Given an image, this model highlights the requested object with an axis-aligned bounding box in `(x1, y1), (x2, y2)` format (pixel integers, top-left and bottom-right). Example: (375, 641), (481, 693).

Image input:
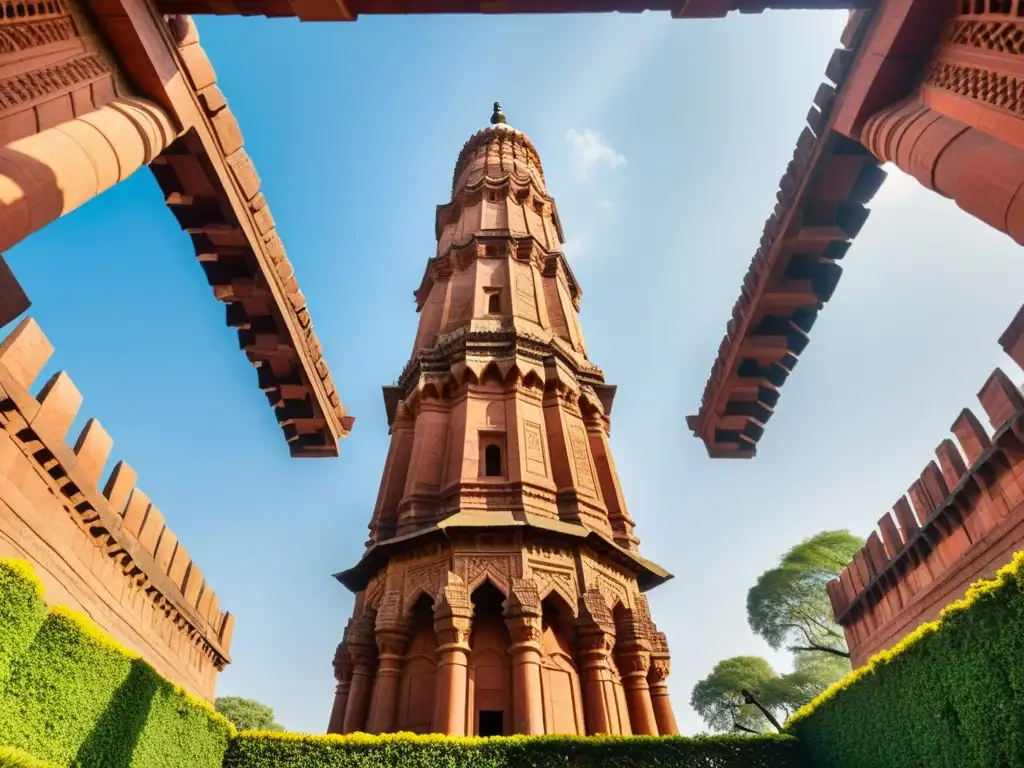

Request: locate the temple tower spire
(327, 105), (678, 738)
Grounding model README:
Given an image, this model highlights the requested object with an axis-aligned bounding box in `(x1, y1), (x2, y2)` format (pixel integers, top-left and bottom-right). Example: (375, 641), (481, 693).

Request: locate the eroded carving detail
(0, 53), (110, 111)
(0, 16), (75, 55)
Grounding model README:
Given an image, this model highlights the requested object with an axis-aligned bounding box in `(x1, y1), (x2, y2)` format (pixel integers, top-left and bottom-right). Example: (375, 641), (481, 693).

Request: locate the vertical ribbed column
(365, 591), (410, 734)
(432, 574), (473, 735)
(576, 590), (619, 735)
(860, 98), (1024, 244)
(615, 607), (658, 736)
(0, 98), (177, 254)
(503, 579), (544, 735)
(647, 632), (678, 736)
(341, 614), (378, 734)
(326, 642), (352, 734)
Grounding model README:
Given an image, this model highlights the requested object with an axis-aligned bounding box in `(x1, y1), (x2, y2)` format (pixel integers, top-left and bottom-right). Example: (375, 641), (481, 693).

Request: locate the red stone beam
(828, 313), (1024, 663)
(686, 11), (884, 458)
(150, 0), (867, 22)
(148, 18), (354, 458)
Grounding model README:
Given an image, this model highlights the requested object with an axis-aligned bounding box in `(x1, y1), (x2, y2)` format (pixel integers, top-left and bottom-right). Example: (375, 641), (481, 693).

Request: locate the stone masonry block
(893, 496), (920, 538)
(137, 503), (165, 555)
(921, 461), (950, 510)
(826, 579), (846, 617)
(0, 318), (51, 390)
(31, 371), (83, 444)
(998, 303), (1024, 371)
(878, 512), (904, 558)
(168, 543), (190, 589)
(73, 418), (113, 488)
(951, 408), (992, 465)
(865, 531), (889, 573)
(102, 460), (137, 515)
(978, 368), (1024, 430)
(226, 149), (261, 201)
(935, 437), (968, 491)
(182, 563), (204, 607)
(907, 479), (935, 524)
(206, 591), (221, 627)
(197, 583), (214, 619)
(122, 488), (151, 537)
(153, 525), (178, 575)
(178, 42), (217, 92)
(210, 109), (243, 157)
(839, 566), (859, 604)
(219, 612), (235, 650)
(198, 85), (226, 115)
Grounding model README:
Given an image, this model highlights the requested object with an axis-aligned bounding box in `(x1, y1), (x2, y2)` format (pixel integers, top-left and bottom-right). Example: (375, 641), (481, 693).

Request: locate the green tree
(214, 696), (285, 732)
(690, 654), (846, 734)
(746, 529), (863, 659)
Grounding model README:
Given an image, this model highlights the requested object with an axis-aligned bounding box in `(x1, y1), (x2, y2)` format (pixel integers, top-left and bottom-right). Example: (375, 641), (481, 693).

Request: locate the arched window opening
(487, 291), (501, 314)
(485, 444), (502, 477)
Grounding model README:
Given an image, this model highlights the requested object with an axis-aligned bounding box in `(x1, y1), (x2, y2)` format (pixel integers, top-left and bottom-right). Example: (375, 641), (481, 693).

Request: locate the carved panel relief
(523, 420), (547, 477)
(515, 267), (540, 324)
(924, 2), (1024, 119)
(582, 556), (632, 610)
(457, 552), (518, 596)
(0, 0), (122, 141)
(403, 558), (450, 611)
(568, 424), (596, 493)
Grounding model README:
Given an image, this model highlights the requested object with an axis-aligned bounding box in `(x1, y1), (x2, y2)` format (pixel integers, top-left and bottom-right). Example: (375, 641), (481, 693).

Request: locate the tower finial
(490, 102), (506, 125)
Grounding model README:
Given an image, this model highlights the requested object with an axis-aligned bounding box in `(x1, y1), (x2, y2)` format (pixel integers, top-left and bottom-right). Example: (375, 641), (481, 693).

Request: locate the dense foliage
(223, 732), (807, 768)
(690, 655), (846, 733)
(216, 697), (285, 732)
(788, 550), (1024, 768)
(0, 558), (234, 768)
(0, 746), (56, 768)
(747, 530), (863, 659)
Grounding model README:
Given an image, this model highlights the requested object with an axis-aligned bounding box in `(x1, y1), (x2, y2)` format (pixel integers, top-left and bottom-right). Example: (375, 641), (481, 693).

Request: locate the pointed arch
(466, 566), (510, 599)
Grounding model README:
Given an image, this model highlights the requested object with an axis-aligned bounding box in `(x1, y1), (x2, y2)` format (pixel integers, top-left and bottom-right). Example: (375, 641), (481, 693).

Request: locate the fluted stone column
(341, 615), (378, 734)
(0, 98), (178, 254)
(615, 606), (658, 736)
(503, 579), (544, 735)
(432, 574), (473, 735)
(365, 591), (410, 734)
(576, 590), (619, 735)
(326, 642), (353, 734)
(648, 632), (678, 736)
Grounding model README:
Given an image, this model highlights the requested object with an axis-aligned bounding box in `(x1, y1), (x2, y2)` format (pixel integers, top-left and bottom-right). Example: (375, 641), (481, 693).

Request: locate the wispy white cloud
(565, 128), (626, 178)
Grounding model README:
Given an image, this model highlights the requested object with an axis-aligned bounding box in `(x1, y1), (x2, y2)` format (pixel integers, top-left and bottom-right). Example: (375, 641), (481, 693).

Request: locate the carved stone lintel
(504, 578), (543, 651)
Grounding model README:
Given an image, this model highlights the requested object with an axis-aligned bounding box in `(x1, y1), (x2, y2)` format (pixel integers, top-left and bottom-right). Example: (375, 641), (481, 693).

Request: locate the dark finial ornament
(490, 102), (506, 125)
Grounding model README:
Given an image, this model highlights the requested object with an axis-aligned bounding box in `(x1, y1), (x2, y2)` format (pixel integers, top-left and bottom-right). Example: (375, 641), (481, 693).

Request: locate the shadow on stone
(74, 658), (158, 768)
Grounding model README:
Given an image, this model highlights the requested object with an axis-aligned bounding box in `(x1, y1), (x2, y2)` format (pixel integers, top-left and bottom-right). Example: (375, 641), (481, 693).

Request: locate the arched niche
(467, 580), (512, 736)
(539, 593), (585, 735)
(396, 595), (437, 733)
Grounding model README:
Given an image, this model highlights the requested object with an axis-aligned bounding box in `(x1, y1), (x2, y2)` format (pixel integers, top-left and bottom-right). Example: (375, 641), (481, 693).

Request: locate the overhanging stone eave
(133, 15), (353, 458)
(688, 9), (882, 460)
(333, 511), (672, 593)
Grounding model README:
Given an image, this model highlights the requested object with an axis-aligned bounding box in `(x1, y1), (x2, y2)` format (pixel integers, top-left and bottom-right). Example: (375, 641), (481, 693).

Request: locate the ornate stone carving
(434, 572), (473, 649)
(460, 553), (513, 595)
(530, 565), (577, 612)
(582, 557), (631, 609)
(568, 424), (596, 491)
(404, 558), (450, 610)
(924, 60), (1024, 117)
(332, 641), (353, 684)
(0, 17), (76, 55)
(0, 53), (111, 111)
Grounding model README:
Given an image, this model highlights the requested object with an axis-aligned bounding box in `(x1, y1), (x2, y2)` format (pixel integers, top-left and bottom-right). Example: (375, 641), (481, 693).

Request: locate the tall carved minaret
(327, 104), (678, 738)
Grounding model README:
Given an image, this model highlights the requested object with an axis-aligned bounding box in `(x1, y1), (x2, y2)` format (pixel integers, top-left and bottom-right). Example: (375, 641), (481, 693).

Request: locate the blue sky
(6, 8), (1024, 736)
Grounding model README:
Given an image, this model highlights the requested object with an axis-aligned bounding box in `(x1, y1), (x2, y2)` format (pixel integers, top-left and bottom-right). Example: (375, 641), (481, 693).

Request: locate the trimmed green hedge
(0, 746), (57, 768)
(788, 550), (1024, 768)
(0, 558), (234, 768)
(224, 732), (806, 768)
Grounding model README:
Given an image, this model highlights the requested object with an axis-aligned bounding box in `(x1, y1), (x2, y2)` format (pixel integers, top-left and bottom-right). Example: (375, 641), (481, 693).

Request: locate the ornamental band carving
(0, 53), (111, 111)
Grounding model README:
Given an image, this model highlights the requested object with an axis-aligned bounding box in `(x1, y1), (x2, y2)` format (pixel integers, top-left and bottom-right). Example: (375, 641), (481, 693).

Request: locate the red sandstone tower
(326, 104), (677, 737)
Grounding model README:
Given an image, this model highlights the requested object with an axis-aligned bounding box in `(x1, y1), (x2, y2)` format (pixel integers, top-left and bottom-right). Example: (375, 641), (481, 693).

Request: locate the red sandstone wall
(829, 304), (1024, 667)
(0, 317), (233, 700)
